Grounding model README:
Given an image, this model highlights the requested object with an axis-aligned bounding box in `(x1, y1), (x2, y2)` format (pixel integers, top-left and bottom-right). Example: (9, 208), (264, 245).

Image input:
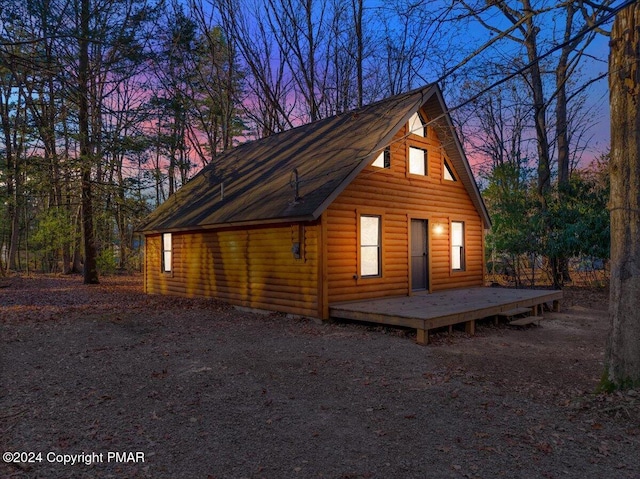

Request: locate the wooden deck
(329, 287), (562, 344)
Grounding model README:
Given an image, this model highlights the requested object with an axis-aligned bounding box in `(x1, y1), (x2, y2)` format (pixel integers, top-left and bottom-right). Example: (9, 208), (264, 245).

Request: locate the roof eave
(139, 214), (318, 235)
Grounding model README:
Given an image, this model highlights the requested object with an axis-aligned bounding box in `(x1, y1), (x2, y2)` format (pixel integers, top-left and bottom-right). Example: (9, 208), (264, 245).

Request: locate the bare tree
(459, 77), (532, 176)
(263, 0), (331, 121)
(352, 0), (364, 108)
(71, 0), (155, 282)
(214, 0), (294, 137)
(459, 0), (552, 197)
(457, 0), (613, 287)
(189, 2), (245, 158)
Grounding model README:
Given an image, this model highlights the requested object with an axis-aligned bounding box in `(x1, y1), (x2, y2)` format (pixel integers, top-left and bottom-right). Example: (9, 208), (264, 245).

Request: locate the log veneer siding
(145, 223), (320, 317)
(326, 122), (484, 304)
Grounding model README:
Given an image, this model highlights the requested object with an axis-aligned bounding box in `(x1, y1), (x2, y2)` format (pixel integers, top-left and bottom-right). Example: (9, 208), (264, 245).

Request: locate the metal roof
(139, 84), (490, 233)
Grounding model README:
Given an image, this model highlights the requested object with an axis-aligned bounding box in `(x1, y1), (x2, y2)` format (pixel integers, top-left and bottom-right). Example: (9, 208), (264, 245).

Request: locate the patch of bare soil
(1, 276), (638, 479)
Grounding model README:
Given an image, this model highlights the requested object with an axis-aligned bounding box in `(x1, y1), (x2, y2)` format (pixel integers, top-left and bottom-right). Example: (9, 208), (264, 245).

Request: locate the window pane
(372, 149), (390, 169)
(360, 216), (380, 246)
(361, 246), (379, 276)
(409, 147), (426, 175)
(444, 161), (456, 181)
(372, 151), (385, 168)
(452, 246), (462, 270)
(451, 222), (463, 245)
(408, 112), (425, 137)
(163, 251), (172, 272)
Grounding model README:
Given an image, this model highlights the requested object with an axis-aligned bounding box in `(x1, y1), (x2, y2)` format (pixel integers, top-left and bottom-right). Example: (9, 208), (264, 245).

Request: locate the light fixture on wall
(433, 223), (444, 235)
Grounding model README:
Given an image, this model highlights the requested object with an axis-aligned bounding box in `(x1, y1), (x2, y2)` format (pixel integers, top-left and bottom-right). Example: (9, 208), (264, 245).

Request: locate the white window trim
(409, 146), (427, 176)
(360, 215), (382, 278)
(451, 221), (465, 271)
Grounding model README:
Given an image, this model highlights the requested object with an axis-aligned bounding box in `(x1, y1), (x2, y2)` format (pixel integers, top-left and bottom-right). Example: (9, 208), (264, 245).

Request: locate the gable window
(162, 233), (172, 273)
(372, 147), (391, 169)
(360, 215), (381, 277)
(444, 160), (457, 181)
(408, 112), (426, 137)
(451, 221), (465, 271)
(409, 147), (427, 176)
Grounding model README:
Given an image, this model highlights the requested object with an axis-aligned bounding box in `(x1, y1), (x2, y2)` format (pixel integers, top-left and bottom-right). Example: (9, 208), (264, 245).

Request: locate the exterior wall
(326, 119), (485, 304)
(145, 222), (321, 317)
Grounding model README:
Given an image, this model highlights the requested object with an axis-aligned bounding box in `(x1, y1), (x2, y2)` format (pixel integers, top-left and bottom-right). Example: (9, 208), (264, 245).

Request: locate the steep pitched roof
(140, 84), (490, 233)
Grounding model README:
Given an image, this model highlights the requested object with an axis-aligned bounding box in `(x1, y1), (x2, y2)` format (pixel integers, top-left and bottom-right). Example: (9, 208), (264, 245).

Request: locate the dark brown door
(411, 219), (428, 291)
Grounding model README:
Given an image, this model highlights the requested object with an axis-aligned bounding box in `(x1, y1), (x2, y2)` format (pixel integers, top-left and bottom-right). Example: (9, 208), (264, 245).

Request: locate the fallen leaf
(536, 442), (553, 454)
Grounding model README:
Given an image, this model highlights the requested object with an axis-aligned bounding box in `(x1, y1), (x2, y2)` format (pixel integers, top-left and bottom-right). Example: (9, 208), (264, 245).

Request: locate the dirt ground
(1, 275), (638, 479)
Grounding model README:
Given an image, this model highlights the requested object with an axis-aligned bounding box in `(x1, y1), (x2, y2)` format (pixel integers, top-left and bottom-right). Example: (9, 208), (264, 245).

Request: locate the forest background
(0, 0), (622, 286)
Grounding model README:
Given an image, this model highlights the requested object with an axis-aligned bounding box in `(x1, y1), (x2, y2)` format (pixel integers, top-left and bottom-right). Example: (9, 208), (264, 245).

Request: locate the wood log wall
(145, 223), (320, 317)
(326, 117), (485, 304)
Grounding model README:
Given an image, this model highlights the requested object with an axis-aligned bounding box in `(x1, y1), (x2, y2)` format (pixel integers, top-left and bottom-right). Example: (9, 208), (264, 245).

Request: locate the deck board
(329, 287), (562, 344)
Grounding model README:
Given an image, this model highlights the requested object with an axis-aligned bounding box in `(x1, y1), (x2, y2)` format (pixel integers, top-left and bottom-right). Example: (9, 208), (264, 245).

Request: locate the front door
(411, 219), (429, 291)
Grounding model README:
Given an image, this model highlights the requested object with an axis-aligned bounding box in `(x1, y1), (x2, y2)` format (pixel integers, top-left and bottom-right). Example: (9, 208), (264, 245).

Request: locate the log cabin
(140, 84), (491, 321)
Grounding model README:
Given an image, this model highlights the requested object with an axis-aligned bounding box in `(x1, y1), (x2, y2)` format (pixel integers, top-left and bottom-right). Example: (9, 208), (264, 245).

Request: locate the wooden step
(496, 307), (532, 318)
(509, 316), (544, 326)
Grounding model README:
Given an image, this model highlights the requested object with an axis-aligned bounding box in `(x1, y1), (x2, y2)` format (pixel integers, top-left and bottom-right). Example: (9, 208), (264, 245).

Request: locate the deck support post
(465, 319), (475, 336)
(416, 328), (428, 345)
(552, 299), (560, 312)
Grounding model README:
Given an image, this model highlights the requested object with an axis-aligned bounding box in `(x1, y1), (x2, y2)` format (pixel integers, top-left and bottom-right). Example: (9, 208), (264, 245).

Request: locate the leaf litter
(0, 275), (639, 478)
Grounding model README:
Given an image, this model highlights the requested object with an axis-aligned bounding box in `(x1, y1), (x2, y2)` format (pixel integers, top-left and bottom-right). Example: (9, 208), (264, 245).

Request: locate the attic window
(409, 147), (427, 176)
(372, 148), (391, 169)
(444, 160), (457, 181)
(408, 112), (426, 137)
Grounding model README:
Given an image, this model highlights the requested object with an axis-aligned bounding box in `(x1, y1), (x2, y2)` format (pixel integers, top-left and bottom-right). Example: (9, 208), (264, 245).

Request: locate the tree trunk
(553, 2), (578, 288)
(520, 4), (551, 199)
(606, 2), (640, 388)
(79, 0), (99, 284)
(72, 206), (84, 273)
(0, 81), (20, 271)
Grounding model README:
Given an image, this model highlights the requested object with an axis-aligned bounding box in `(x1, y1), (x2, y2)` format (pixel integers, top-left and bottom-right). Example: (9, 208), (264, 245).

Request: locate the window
(444, 160), (457, 181)
(372, 147), (391, 169)
(360, 215), (381, 277)
(408, 112), (426, 137)
(409, 147), (427, 176)
(162, 233), (172, 273)
(451, 222), (465, 271)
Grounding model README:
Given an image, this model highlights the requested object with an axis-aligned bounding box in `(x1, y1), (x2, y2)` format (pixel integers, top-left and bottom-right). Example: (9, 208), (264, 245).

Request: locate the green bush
(97, 247), (118, 275)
